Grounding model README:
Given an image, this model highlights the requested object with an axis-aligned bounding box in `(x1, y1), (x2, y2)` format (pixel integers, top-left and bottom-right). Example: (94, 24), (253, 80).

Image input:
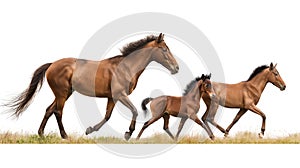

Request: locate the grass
(0, 131), (300, 144)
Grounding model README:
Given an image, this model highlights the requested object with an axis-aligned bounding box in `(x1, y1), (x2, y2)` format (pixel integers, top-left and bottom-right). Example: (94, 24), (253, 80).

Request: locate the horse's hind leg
(163, 114), (174, 140)
(54, 97), (68, 139)
(86, 98), (115, 135)
(53, 90), (73, 139)
(136, 115), (162, 140)
(225, 108), (247, 137)
(38, 100), (56, 137)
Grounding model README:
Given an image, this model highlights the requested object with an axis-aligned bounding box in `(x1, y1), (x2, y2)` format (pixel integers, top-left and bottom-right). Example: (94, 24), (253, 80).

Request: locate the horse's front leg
(118, 95), (138, 141)
(175, 117), (187, 141)
(85, 98), (115, 135)
(248, 105), (266, 138)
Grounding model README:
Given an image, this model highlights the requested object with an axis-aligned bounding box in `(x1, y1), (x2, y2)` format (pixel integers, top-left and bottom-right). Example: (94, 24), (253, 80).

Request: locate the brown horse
(201, 63), (286, 138)
(137, 74), (216, 140)
(6, 33), (179, 140)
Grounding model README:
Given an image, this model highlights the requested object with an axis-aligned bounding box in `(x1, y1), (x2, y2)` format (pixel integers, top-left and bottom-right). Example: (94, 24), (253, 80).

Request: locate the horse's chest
(243, 92), (261, 107)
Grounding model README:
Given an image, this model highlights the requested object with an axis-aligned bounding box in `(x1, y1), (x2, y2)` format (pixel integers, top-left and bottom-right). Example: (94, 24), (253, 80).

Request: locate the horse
(6, 33), (179, 140)
(136, 74), (216, 141)
(200, 63), (286, 138)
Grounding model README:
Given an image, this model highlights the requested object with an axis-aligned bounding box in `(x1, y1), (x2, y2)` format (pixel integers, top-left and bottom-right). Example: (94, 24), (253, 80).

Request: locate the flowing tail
(5, 63), (52, 118)
(141, 97), (153, 117)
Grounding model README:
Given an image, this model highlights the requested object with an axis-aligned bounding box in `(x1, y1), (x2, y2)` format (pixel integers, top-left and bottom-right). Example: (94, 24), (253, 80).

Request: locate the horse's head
(147, 33), (179, 74)
(267, 63), (286, 91)
(199, 74), (216, 99)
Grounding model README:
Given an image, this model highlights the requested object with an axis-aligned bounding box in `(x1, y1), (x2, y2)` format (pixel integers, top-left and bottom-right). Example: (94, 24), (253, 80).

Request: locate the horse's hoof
(38, 132), (44, 138)
(124, 132), (131, 141)
(85, 127), (93, 135)
(61, 134), (68, 139)
(258, 132), (264, 139)
(224, 133), (229, 138)
(60, 130), (68, 139)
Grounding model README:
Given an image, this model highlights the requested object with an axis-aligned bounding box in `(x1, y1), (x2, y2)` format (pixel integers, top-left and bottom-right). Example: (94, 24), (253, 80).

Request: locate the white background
(0, 0), (299, 167)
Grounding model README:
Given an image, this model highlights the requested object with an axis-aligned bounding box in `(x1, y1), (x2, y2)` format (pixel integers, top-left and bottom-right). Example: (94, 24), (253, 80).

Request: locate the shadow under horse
(6, 33), (179, 140)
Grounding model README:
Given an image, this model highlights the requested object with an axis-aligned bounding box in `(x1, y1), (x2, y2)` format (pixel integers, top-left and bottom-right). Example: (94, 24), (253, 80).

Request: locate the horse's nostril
(175, 65), (179, 71)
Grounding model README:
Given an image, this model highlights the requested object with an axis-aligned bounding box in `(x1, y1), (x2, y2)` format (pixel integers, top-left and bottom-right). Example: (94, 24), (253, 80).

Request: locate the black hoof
(62, 134), (68, 139)
(38, 133), (45, 138)
(124, 132), (131, 141)
(86, 126), (93, 135)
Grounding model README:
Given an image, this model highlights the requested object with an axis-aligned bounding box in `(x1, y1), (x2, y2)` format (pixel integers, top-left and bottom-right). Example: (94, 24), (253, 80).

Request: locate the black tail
(141, 97), (153, 117)
(5, 63), (52, 118)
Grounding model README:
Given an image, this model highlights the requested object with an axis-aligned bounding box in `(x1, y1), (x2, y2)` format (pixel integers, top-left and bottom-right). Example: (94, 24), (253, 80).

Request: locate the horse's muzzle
(171, 65), (179, 74)
(280, 85), (286, 91)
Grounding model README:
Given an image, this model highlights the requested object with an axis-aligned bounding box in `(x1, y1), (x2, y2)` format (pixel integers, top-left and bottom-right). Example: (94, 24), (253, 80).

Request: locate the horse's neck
(121, 48), (153, 72)
(187, 82), (201, 102)
(247, 70), (269, 95)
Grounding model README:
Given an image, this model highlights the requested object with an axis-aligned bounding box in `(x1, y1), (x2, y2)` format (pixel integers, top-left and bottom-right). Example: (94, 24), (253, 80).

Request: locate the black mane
(247, 65), (269, 81)
(120, 35), (158, 56)
(183, 74), (210, 95)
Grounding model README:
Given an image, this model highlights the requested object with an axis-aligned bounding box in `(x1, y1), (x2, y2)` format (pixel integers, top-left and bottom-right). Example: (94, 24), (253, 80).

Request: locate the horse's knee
(205, 115), (215, 123)
(261, 114), (266, 120)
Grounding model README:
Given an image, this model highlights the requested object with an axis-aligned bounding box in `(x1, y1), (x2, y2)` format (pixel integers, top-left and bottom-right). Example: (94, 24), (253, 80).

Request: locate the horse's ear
(274, 63), (277, 69)
(200, 74), (205, 80)
(156, 33), (164, 43)
(270, 62), (274, 70)
(208, 73), (212, 79)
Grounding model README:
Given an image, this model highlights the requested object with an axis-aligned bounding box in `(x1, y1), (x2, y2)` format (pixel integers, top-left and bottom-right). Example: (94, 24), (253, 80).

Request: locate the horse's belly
(72, 79), (111, 97)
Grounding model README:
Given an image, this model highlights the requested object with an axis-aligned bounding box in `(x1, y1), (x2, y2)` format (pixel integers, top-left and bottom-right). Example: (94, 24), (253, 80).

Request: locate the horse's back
(72, 58), (117, 97)
(205, 81), (245, 108)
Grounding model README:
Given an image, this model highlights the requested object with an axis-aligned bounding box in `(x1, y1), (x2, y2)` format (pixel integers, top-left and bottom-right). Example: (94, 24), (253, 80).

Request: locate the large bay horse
(201, 63), (286, 138)
(6, 33), (179, 140)
(137, 74), (216, 140)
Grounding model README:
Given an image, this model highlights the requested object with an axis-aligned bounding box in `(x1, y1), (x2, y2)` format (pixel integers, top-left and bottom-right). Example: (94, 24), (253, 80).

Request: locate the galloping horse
(6, 33), (179, 140)
(137, 74), (216, 140)
(201, 63), (286, 138)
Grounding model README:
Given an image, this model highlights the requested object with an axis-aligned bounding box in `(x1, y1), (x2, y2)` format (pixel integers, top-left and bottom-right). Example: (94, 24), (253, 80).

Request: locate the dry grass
(0, 131), (300, 144)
